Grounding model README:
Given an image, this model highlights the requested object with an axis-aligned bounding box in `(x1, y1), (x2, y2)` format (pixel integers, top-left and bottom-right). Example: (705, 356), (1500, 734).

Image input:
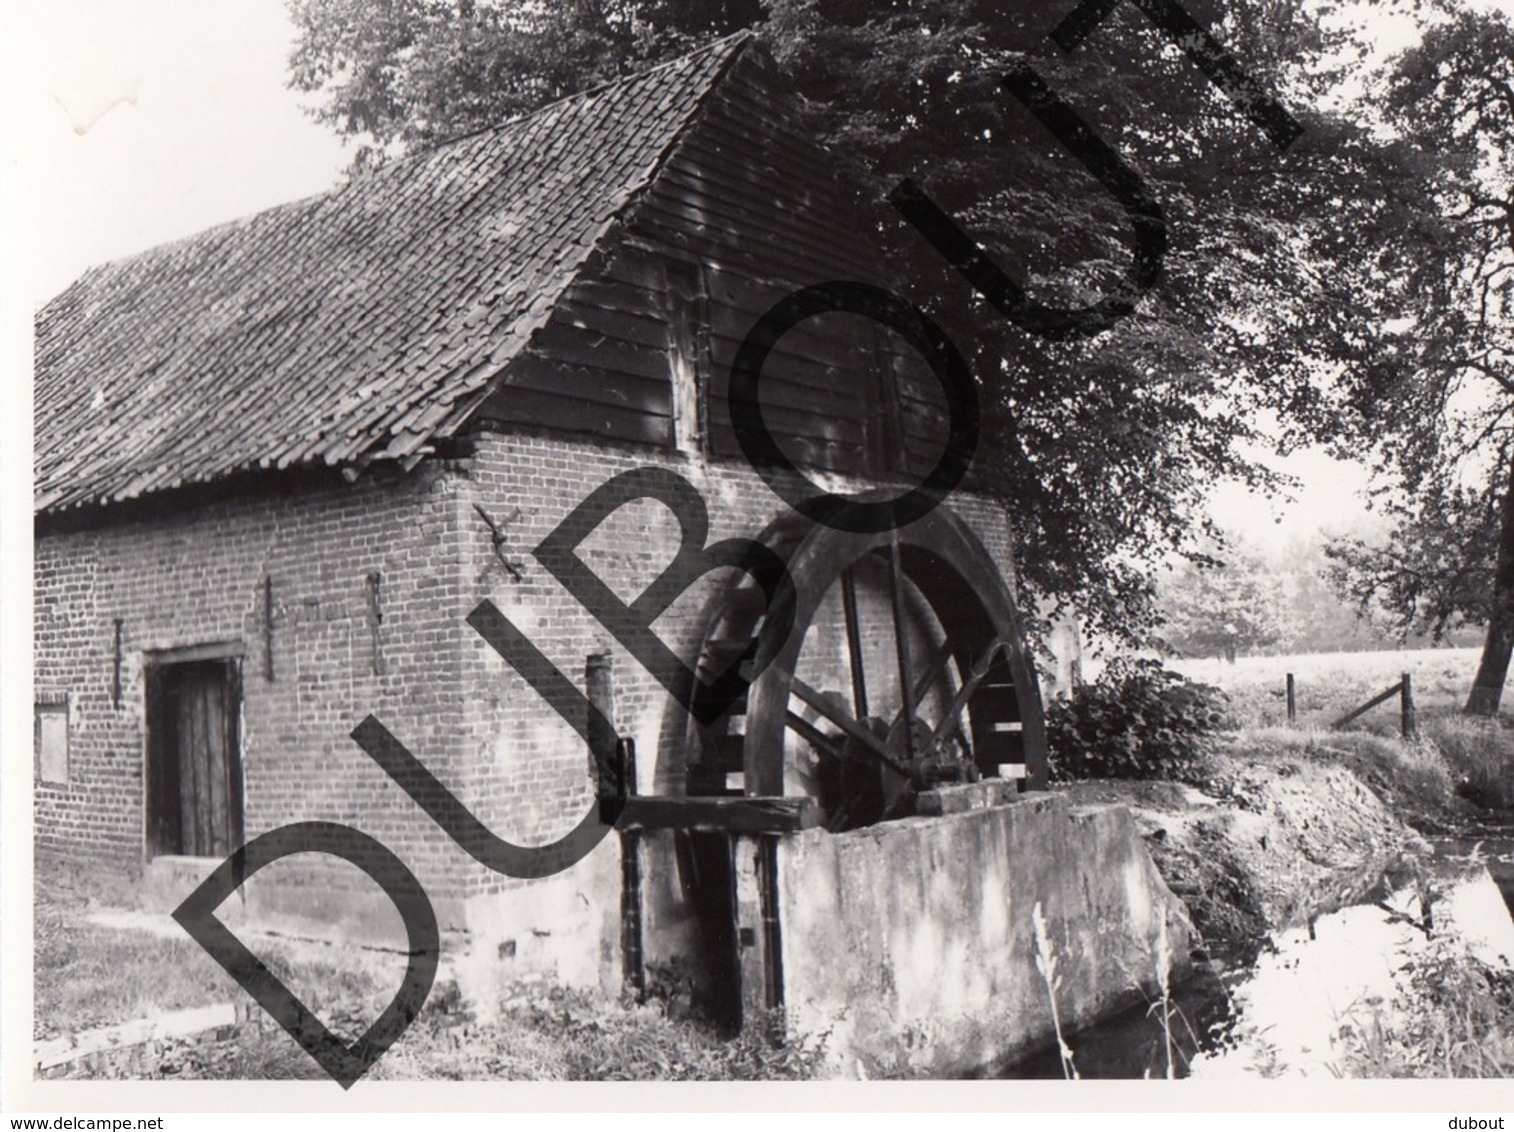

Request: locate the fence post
(1400, 672), (1416, 739)
(1286, 673), (1296, 725)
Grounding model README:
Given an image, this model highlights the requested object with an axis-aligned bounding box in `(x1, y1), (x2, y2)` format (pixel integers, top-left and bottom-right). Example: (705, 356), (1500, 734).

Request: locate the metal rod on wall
(264, 575), (275, 682)
(586, 652), (618, 797)
(366, 570), (384, 676)
(111, 618), (123, 708)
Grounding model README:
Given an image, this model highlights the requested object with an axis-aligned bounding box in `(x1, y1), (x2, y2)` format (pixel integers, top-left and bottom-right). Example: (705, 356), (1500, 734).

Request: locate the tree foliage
(284, 0), (1439, 649)
(1159, 547), (1293, 661)
(1327, 483), (1501, 638)
(1321, 4), (1514, 713)
(286, 0), (760, 168)
(747, 0), (1380, 646)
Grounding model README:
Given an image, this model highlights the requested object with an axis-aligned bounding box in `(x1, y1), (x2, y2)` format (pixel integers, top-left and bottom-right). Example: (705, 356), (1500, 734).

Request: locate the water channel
(1000, 829), (1514, 1079)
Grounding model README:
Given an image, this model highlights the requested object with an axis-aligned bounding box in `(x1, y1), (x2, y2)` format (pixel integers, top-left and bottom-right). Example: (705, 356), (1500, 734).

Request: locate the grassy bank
(32, 857), (822, 1081)
(1167, 645), (1514, 816)
(1060, 703), (1514, 1079)
(1419, 714), (1514, 810)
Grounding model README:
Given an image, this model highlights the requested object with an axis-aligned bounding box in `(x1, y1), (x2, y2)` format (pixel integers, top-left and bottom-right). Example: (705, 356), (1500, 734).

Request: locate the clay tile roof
(34, 33), (749, 515)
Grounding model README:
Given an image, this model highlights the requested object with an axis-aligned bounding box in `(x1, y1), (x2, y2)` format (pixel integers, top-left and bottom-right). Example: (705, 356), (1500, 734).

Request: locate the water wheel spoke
(887, 531), (917, 763)
(788, 675), (910, 775)
(911, 638), (957, 707)
(881, 638), (957, 750)
(922, 637), (1012, 753)
(784, 710), (842, 756)
(840, 565), (869, 720)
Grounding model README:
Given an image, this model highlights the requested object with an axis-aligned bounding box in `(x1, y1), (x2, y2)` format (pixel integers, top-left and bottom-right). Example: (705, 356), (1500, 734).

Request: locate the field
(1166, 646), (1501, 732)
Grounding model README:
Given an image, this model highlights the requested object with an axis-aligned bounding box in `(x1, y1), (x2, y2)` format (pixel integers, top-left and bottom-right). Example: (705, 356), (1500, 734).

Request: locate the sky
(6, 0), (1508, 555)
(9, 0), (350, 306)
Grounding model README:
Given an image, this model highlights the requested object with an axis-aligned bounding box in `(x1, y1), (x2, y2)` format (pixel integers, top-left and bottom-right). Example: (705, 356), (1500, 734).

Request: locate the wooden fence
(1284, 671), (1418, 738)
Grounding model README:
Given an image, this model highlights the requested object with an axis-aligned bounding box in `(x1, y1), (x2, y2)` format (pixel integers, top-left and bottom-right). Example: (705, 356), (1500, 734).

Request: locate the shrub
(1048, 658), (1230, 782)
(1335, 945), (1514, 1078)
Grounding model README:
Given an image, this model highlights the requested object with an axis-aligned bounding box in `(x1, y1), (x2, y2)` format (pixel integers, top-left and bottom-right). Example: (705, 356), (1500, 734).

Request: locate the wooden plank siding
(469, 248), (679, 447)
(473, 49), (952, 483)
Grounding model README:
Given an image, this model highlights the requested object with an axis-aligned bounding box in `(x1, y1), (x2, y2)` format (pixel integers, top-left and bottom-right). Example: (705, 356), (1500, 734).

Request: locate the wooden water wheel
(684, 501), (1047, 831)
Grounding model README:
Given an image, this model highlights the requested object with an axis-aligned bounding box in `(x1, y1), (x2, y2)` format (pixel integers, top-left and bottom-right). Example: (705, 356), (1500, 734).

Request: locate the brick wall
(33, 464), (474, 922)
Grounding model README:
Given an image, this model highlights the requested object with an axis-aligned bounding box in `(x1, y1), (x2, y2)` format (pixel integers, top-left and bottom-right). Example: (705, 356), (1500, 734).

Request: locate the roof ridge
(419, 29), (754, 158)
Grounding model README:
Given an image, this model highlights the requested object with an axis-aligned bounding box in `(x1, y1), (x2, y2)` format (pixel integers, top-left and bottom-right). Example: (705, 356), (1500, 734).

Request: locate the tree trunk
(1466, 458), (1514, 716)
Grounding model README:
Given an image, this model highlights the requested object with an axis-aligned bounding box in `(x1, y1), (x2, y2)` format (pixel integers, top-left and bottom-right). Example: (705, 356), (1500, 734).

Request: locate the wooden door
(148, 659), (242, 858)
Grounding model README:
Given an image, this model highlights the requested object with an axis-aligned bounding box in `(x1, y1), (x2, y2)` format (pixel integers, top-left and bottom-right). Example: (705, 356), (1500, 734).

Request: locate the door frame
(142, 641), (245, 861)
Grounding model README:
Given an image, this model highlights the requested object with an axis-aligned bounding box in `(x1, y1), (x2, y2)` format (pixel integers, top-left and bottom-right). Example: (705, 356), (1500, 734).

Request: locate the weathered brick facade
(35, 467), (470, 915)
(34, 429), (1020, 990)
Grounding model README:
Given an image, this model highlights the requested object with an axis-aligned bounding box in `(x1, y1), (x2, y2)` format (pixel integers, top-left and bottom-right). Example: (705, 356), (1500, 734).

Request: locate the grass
(1030, 900), (1077, 1080)
(34, 865), (236, 1041)
(34, 866), (396, 1047)
(1168, 646), (1501, 733)
(1420, 714), (1514, 810)
(1170, 645), (1513, 821)
(33, 856), (825, 1081)
(1213, 725), (1460, 830)
(50, 980), (828, 1082)
(1211, 710), (1513, 826)
(370, 985), (825, 1081)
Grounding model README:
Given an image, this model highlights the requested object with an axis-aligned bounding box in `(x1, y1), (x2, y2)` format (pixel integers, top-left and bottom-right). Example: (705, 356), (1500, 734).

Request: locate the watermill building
(34, 34), (1192, 1074)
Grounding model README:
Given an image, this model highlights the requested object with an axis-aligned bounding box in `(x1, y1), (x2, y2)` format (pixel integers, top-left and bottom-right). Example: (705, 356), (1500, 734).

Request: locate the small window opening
(35, 692), (69, 785)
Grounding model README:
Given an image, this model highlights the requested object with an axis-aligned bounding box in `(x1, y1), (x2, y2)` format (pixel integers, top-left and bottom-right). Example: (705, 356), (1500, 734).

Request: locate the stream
(1433, 830), (1514, 911)
(1000, 831), (1514, 1079)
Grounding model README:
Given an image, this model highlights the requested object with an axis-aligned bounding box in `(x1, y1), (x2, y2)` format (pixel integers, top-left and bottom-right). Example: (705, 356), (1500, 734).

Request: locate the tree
(1159, 549), (1292, 661)
(284, 0), (1422, 646)
(1326, 480), (1502, 648)
(1323, 5), (1514, 715)
(286, 0), (761, 169)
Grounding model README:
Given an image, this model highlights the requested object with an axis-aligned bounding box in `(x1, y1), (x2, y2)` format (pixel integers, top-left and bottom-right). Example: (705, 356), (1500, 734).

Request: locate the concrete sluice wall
(776, 793), (1196, 1077)
(132, 793), (1197, 1080)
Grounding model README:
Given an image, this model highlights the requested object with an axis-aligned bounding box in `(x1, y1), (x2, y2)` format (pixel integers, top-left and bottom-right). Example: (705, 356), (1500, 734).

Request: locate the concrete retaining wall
(777, 793), (1196, 1076)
